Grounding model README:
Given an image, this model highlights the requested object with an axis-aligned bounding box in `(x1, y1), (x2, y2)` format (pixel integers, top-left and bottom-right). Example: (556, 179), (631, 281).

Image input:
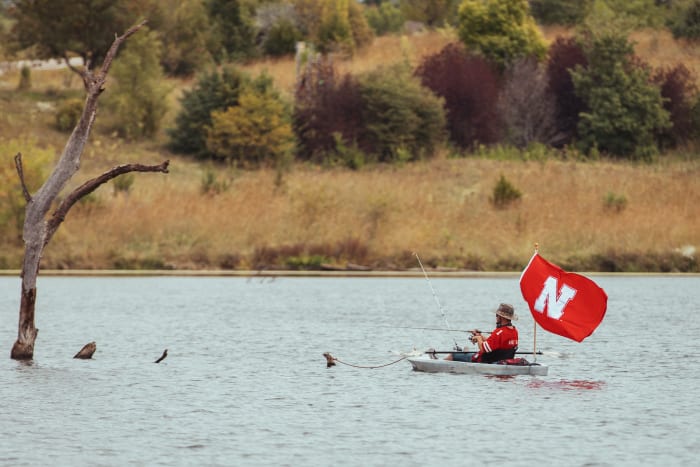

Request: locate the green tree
(6, 0), (141, 68)
(105, 27), (169, 139)
(291, 0), (373, 54)
(457, 0), (547, 70)
(358, 63), (447, 162)
(670, 0), (700, 40)
(604, 0), (668, 28)
(317, 0), (355, 53)
(168, 67), (246, 157)
(571, 5), (671, 159)
(157, 0), (213, 76)
(529, 0), (592, 25)
(206, 78), (295, 167)
(256, 3), (303, 56)
(365, 2), (405, 35)
(206, 0), (258, 61)
(400, 0), (460, 27)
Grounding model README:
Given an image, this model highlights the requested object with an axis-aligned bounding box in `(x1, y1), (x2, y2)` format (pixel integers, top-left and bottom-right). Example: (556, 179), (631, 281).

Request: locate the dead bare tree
(10, 21), (170, 360)
(498, 57), (564, 149)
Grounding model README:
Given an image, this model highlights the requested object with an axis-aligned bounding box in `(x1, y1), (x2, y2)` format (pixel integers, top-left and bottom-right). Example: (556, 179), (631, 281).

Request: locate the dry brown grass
(1, 29), (699, 272)
(32, 156), (699, 271)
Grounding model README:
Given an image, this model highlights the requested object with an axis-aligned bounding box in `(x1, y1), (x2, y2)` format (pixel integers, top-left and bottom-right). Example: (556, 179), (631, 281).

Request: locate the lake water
(1, 275), (699, 466)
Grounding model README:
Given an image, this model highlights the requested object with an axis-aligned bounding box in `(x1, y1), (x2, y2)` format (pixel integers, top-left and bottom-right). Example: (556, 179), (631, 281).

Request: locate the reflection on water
(1, 275), (699, 466)
(526, 379), (606, 391)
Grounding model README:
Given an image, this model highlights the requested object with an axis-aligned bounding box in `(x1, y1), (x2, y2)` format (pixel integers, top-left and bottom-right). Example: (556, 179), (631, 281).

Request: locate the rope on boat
(323, 352), (409, 369)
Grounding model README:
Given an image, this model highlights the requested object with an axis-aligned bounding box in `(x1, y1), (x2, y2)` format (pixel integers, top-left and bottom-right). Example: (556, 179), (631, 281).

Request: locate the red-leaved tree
(652, 63), (699, 149)
(415, 42), (501, 149)
(546, 36), (588, 146)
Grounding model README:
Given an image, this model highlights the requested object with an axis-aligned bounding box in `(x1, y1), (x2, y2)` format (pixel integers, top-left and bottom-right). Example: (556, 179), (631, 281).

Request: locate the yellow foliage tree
(205, 87), (295, 167)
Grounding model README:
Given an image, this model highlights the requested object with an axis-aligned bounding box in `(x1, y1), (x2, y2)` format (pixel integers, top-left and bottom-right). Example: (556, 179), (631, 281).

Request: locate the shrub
(263, 18), (302, 56)
(529, 0), (591, 26)
(670, 0), (700, 40)
(293, 58), (365, 162)
(587, 0), (668, 29)
(294, 59), (445, 164)
(692, 97), (700, 140)
(603, 191), (627, 212)
(546, 36), (588, 146)
(205, 80), (296, 168)
(17, 65), (31, 90)
(348, 0), (374, 50)
(490, 174), (522, 208)
(200, 165), (232, 195)
(400, 0), (459, 27)
(457, 0), (547, 70)
(652, 63), (699, 148)
(365, 2), (404, 35)
(55, 98), (84, 132)
(256, 3), (303, 56)
(292, 0), (373, 55)
(358, 63), (447, 161)
(167, 67), (245, 157)
(415, 43), (501, 149)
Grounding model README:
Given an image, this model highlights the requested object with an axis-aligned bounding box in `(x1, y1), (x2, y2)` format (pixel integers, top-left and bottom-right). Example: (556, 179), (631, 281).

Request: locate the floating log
(73, 341), (96, 359)
(323, 352), (336, 368)
(155, 349), (168, 363)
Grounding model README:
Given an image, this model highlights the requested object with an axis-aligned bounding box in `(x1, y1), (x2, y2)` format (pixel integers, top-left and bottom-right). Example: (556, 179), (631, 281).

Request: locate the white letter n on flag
(534, 276), (577, 320)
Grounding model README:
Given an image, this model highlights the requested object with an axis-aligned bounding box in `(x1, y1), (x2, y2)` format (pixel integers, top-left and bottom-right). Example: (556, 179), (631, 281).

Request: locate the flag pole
(532, 242), (539, 363)
(533, 322), (538, 363)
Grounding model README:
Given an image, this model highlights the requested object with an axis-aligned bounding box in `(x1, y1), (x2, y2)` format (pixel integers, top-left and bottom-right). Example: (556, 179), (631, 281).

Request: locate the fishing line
(414, 252), (460, 348)
(323, 352), (408, 369)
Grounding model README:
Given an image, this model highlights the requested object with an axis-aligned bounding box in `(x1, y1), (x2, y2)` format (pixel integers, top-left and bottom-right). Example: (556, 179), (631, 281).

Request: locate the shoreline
(1, 269), (698, 278)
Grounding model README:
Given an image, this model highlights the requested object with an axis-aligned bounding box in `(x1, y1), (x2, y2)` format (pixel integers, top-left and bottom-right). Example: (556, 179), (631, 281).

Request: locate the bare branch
(45, 160), (169, 244)
(100, 20), (147, 77)
(63, 53), (85, 81)
(13, 153), (32, 203)
(78, 20), (146, 92)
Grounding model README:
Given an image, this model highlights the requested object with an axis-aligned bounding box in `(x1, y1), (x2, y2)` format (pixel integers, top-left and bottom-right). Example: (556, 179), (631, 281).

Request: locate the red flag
(520, 253), (607, 342)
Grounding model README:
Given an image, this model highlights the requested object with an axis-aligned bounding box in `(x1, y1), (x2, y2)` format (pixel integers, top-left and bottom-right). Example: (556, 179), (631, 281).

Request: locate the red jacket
(473, 326), (518, 363)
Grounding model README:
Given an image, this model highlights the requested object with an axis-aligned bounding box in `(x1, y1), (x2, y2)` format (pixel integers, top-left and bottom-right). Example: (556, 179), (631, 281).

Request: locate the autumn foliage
(415, 43), (500, 149)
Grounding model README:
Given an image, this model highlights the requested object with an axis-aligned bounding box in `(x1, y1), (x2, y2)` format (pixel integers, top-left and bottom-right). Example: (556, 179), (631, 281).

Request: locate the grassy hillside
(0, 29), (698, 272)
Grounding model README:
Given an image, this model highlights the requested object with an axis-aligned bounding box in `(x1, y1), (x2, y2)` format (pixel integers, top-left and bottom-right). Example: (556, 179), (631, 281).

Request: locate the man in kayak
(443, 303), (519, 363)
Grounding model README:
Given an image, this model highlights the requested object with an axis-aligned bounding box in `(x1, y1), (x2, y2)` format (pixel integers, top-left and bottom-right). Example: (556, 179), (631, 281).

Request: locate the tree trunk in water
(9, 21), (169, 360)
(10, 285), (37, 360)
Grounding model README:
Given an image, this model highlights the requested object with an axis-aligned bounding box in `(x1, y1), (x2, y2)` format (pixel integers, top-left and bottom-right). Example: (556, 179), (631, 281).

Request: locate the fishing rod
(425, 350), (542, 355)
(414, 252), (460, 348)
(388, 325), (491, 334)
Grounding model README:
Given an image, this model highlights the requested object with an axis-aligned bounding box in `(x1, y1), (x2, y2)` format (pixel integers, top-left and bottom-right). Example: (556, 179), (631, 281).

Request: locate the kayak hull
(408, 356), (548, 376)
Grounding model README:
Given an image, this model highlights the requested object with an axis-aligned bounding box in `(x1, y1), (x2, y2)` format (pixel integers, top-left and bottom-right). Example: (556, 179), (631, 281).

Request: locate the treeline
(3, 0), (700, 164)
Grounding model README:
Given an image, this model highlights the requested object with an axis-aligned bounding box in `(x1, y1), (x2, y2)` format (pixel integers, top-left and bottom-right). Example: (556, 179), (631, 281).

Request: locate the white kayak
(407, 355), (548, 376)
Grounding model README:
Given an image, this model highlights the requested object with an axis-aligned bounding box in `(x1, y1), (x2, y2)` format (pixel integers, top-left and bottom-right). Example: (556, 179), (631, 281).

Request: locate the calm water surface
(1, 275), (699, 466)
